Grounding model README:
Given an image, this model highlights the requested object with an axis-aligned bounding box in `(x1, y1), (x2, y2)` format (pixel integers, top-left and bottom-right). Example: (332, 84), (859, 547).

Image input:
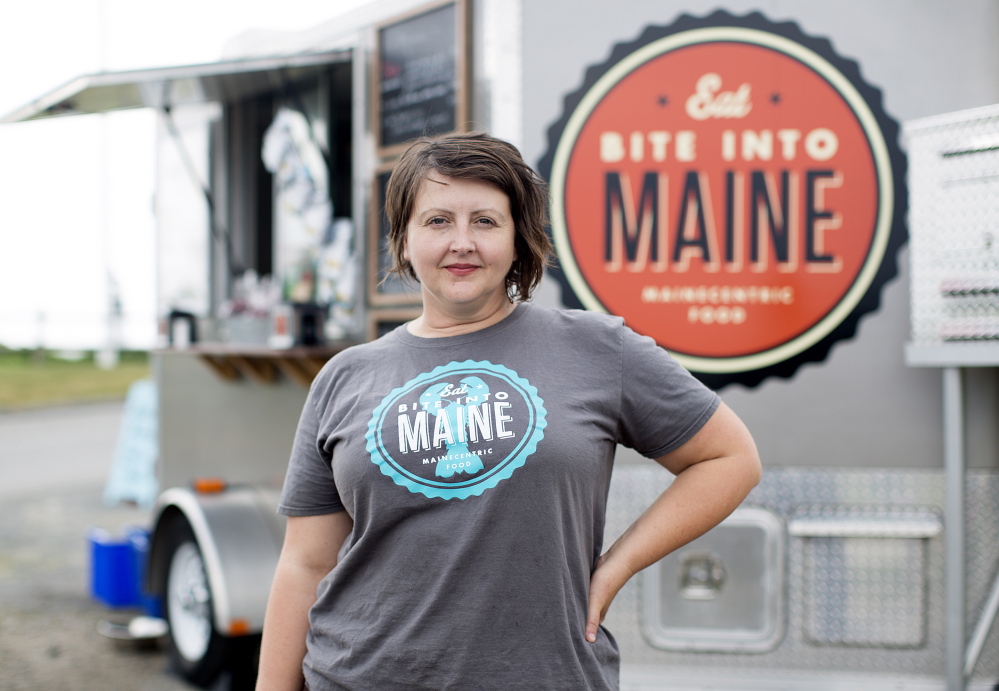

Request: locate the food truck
(5, 1), (999, 689)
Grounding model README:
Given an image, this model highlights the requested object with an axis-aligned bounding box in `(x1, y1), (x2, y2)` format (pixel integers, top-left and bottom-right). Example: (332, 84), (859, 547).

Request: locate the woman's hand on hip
(585, 551), (634, 643)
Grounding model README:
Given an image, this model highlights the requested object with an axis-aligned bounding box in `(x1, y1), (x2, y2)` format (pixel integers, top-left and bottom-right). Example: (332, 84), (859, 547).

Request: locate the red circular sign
(541, 14), (906, 387)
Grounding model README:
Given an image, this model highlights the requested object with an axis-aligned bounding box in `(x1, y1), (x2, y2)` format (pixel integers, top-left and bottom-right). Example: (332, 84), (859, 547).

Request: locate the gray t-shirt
(279, 303), (720, 691)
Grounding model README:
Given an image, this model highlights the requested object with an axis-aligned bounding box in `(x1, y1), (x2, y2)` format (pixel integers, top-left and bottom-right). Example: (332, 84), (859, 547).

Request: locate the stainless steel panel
(155, 352), (310, 490)
(642, 507), (784, 652)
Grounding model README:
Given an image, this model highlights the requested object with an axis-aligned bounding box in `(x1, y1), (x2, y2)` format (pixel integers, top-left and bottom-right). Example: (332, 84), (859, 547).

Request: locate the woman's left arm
(585, 401), (762, 642)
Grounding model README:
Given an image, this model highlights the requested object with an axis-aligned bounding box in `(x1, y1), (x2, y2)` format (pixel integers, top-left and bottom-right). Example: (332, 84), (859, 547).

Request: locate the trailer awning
(1, 49), (351, 123)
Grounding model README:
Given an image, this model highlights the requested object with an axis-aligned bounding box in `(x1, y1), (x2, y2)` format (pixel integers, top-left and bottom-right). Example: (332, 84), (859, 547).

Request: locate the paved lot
(0, 402), (194, 691)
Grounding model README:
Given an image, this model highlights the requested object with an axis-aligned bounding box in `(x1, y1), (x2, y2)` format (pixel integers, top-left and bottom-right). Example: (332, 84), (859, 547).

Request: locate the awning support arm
(159, 102), (239, 282)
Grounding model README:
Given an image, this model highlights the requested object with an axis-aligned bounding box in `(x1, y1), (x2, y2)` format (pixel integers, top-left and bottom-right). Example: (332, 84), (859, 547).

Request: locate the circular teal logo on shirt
(365, 360), (547, 500)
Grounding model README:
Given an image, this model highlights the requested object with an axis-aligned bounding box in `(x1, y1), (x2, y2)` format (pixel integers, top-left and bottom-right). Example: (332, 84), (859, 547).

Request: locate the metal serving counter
(153, 342), (354, 491)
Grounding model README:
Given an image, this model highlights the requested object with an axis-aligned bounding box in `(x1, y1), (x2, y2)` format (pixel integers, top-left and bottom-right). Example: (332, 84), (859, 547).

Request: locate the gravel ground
(0, 485), (191, 691)
(0, 403), (221, 691)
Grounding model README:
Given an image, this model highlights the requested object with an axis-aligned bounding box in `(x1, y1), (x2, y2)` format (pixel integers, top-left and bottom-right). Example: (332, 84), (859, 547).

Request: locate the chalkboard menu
(376, 0), (467, 154)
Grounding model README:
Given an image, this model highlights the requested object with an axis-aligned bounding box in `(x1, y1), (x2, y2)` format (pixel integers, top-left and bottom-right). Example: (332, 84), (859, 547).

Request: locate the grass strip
(0, 350), (150, 410)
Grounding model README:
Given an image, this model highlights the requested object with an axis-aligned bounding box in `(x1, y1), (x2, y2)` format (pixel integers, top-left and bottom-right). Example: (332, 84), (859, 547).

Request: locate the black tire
(160, 516), (231, 687)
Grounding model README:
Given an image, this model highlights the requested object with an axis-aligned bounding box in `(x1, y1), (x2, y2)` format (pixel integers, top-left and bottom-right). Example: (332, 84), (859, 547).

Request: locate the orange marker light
(192, 477), (228, 494)
(228, 618), (251, 636)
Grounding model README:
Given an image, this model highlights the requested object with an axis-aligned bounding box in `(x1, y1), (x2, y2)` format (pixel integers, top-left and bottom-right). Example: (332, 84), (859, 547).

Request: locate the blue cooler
(88, 526), (155, 611)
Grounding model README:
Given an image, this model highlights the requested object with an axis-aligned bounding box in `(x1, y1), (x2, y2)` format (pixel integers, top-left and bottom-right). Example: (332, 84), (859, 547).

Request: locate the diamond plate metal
(803, 535), (928, 647)
(605, 466), (999, 683)
(905, 105), (999, 345)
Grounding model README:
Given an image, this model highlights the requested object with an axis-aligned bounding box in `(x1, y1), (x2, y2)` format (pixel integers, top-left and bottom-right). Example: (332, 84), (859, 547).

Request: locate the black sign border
(537, 9), (908, 390)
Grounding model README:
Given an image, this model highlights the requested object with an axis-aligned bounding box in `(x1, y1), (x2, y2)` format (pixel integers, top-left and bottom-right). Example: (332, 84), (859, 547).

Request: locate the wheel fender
(148, 485), (285, 636)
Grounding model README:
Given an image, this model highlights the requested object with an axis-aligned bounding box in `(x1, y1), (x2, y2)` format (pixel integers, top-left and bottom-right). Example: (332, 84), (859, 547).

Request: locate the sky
(0, 0), (374, 351)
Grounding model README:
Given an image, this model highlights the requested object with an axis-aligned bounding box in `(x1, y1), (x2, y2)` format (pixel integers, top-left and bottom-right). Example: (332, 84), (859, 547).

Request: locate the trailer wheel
(162, 517), (229, 687)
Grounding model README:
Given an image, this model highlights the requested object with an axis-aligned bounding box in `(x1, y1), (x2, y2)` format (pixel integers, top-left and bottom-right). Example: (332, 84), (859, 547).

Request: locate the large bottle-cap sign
(539, 11), (907, 389)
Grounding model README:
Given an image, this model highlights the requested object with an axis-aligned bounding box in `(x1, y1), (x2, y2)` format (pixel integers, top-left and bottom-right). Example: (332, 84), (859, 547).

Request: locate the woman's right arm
(256, 511), (354, 691)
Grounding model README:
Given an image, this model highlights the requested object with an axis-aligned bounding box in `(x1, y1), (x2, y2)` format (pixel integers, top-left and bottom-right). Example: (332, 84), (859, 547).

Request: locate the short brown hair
(384, 132), (553, 302)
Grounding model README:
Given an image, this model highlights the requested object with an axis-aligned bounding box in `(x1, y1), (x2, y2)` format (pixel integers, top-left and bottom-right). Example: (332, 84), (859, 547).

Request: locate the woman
(257, 132), (761, 691)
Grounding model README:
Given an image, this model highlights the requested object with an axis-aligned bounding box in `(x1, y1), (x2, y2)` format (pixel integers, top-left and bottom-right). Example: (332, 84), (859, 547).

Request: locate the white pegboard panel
(905, 104), (999, 349)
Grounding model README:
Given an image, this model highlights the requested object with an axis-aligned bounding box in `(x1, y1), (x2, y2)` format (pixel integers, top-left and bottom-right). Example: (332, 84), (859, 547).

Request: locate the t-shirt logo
(365, 360), (547, 500)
